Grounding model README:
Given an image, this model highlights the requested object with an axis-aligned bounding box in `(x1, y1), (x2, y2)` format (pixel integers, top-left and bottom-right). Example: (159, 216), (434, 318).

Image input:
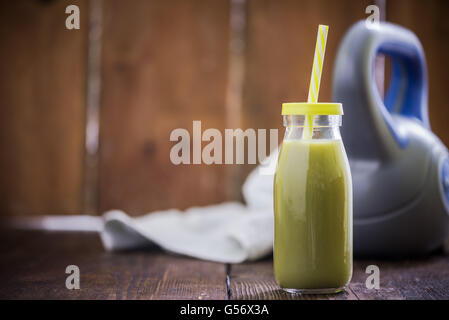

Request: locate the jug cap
(282, 102), (343, 115)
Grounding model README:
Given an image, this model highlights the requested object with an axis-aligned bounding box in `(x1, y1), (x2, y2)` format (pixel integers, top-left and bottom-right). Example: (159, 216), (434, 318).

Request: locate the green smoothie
(274, 139), (352, 291)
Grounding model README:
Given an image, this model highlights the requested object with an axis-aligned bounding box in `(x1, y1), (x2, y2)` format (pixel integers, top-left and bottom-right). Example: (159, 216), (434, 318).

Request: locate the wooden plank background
(0, 0), (88, 216)
(99, 0), (230, 214)
(0, 0), (448, 216)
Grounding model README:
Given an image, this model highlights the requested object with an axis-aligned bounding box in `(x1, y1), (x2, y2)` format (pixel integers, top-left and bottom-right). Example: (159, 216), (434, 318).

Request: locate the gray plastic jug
(332, 21), (449, 257)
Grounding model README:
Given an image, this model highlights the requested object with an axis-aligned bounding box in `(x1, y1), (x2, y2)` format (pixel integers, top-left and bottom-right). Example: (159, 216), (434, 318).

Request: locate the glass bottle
(273, 102), (353, 294)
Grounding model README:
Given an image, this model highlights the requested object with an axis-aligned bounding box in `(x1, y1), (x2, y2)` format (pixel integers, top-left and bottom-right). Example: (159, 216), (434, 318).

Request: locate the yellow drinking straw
(305, 24), (329, 139)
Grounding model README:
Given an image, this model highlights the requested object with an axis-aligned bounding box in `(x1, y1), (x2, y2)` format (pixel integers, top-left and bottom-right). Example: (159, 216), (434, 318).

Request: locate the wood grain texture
(0, 228), (447, 300)
(387, 0), (449, 146)
(229, 256), (449, 300)
(229, 258), (358, 300)
(0, 230), (227, 300)
(349, 257), (449, 300)
(99, 0), (231, 215)
(238, 0), (371, 187)
(0, 0), (87, 216)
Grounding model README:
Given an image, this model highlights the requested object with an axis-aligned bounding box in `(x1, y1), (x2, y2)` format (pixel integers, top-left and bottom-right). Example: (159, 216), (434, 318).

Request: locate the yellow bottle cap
(282, 102), (343, 115)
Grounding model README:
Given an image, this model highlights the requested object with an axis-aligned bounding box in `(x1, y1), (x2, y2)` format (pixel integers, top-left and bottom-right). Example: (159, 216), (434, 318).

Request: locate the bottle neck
(283, 115), (342, 140)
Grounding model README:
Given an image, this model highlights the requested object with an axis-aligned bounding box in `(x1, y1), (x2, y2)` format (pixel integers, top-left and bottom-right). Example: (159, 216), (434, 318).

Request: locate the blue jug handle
(377, 33), (430, 129)
(333, 21), (429, 157)
(369, 23), (430, 148)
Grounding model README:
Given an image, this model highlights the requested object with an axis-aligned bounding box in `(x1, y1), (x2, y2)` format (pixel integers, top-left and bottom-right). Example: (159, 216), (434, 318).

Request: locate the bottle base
(282, 286), (346, 295)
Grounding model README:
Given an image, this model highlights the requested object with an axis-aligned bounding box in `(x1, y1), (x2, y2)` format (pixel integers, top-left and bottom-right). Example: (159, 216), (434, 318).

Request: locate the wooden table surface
(0, 229), (448, 300)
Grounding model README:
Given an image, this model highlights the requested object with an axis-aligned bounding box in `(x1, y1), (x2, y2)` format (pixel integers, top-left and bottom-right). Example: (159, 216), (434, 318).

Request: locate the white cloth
(100, 150), (279, 263)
